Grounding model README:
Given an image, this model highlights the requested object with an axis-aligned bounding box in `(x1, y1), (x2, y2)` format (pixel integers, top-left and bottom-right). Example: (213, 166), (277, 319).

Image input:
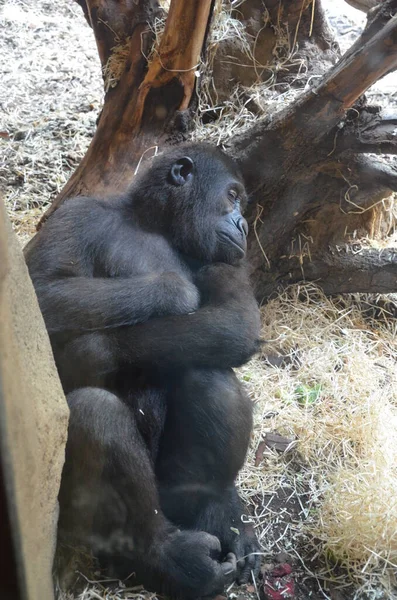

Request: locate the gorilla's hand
(193, 487), (261, 585)
(158, 272), (200, 316)
(146, 530), (236, 599)
(195, 262), (253, 305)
(193, 262), (262, 366)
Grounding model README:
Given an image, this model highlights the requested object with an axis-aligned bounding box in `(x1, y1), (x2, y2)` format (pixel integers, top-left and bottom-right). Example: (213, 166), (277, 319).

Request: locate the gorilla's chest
(103, 228), (190, 279)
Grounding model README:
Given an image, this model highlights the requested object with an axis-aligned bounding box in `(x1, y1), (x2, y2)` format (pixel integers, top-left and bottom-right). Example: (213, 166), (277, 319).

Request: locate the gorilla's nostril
(237, 218), (248, 237)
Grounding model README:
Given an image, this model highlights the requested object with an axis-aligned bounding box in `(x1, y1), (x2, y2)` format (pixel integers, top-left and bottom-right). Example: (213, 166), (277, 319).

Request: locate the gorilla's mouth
(217, 232), (246, 256)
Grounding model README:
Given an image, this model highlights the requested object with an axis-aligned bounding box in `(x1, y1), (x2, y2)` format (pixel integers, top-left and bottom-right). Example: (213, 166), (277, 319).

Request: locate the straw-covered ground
(1, 1), (397, 599)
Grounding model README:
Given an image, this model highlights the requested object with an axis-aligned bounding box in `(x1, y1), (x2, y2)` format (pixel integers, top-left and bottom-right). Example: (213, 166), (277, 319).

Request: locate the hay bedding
(0, 0), (103, 245)
(2, 1), (397, 599)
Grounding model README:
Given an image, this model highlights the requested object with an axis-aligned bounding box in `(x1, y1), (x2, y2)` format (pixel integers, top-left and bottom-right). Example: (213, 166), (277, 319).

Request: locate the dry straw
(238, 284), (397, 598)
(1, 0), (103, 244)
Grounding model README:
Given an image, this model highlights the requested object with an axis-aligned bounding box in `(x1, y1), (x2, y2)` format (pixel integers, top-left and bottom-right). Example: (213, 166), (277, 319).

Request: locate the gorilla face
(213, 182), (248, 264)
(165, 146), (249, 265)
(131, 143), (250, 265)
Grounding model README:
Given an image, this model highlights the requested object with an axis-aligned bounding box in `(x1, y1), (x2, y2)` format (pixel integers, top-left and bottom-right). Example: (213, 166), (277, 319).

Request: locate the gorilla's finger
(251, 552), (262, 578)
(224, 552), (237, 569)
(247, 550), (259, 570)
(199, 532), (221, 559)
(221, 552), (237, 579)
(237, 567), (250, 585)
(237, 551), (258, 584)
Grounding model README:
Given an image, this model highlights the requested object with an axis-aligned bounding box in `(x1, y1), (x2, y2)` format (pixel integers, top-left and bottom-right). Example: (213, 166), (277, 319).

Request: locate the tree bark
(226, 0), (397, 298)
(39, 0), (397, 300)
(41, 0), (214, 224)
(231, 7), (397, 190)
(293, 247), (397, 296)
(345, 0), (378, 13)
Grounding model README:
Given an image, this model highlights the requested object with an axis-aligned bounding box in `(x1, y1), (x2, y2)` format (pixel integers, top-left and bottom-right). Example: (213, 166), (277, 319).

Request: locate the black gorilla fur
(25, 143), (262, 599)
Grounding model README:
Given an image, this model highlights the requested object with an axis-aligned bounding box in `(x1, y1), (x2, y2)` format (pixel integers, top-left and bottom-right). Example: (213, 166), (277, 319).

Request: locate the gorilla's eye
(228, 189), (238, 202)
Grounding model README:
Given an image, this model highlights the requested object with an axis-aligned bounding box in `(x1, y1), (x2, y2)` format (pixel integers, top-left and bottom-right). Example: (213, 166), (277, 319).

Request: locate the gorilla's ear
(169, 157), (194, 186)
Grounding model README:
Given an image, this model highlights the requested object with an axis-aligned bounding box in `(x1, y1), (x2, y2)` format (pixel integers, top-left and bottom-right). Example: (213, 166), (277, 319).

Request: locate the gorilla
(25, 143), (262, 599)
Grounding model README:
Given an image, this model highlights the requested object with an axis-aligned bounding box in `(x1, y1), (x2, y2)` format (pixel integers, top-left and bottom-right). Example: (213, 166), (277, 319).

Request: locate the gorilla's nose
(237, 217), (248, 237)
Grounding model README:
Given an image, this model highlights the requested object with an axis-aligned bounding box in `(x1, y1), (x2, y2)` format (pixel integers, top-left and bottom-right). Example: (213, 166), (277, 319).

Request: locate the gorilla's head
(131, 143), (249, 265)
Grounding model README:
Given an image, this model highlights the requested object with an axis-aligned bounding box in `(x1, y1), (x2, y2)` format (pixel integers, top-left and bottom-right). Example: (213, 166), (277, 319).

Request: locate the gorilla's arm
(26, 196), (200, 333)
(53, 264), (260, 391)
(35, 273), (200, 333)
(116, 307), (259, 370)
(112, 264), (261, 370)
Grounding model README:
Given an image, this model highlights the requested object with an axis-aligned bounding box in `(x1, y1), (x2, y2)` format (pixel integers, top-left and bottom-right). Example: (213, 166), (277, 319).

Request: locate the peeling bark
(40, 0), (214, 225)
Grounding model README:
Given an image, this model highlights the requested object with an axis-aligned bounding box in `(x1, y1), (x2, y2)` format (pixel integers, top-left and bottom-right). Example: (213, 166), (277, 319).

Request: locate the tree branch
(352, 155), (397, 191)
(232, 0), (397, 190)
(228, 0), (397, 288)
(344, 0), (378, 13)
(246, 154), (397, 272)
(130, 0), (214, 130)
(75, 0), (158, 68)
(41, 16), (155, 215)
(338, 110), (397, 155)
(297, 246), (397, 295)
(343, 138), (397, 156)
(252, 247), (397, 299)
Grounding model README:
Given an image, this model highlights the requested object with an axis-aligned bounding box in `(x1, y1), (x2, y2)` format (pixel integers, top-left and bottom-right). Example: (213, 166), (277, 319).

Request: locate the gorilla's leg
(57, 387), (234, 599)
(57, 387), (166, 572)
(157, 369), (261, 583)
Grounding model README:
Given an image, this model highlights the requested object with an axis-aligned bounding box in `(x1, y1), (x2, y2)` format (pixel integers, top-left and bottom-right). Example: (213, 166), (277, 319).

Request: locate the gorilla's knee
(176, 368), (251, 416)
(66, 387), (132, 454)
(67, 386), (120, 408)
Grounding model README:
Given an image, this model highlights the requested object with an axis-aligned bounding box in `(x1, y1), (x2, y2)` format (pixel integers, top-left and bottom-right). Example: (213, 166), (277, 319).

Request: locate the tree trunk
(39, 0), (397, 301)
(43, 0), (214, 218)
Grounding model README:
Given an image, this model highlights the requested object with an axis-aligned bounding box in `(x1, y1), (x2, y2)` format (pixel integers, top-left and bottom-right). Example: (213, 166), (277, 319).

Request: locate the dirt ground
(1, 2), (397, 600)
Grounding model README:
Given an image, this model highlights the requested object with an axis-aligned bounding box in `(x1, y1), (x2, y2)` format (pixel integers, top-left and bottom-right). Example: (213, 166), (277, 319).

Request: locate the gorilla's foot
(194, 490), (262, 584)
(141, 529), (236, 599)
(227, 521), (260, 584)
(205, 515), (260, 584)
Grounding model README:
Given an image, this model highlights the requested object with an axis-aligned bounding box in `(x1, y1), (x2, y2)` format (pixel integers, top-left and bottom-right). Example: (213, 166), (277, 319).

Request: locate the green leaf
(294, 383), (322, 406)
